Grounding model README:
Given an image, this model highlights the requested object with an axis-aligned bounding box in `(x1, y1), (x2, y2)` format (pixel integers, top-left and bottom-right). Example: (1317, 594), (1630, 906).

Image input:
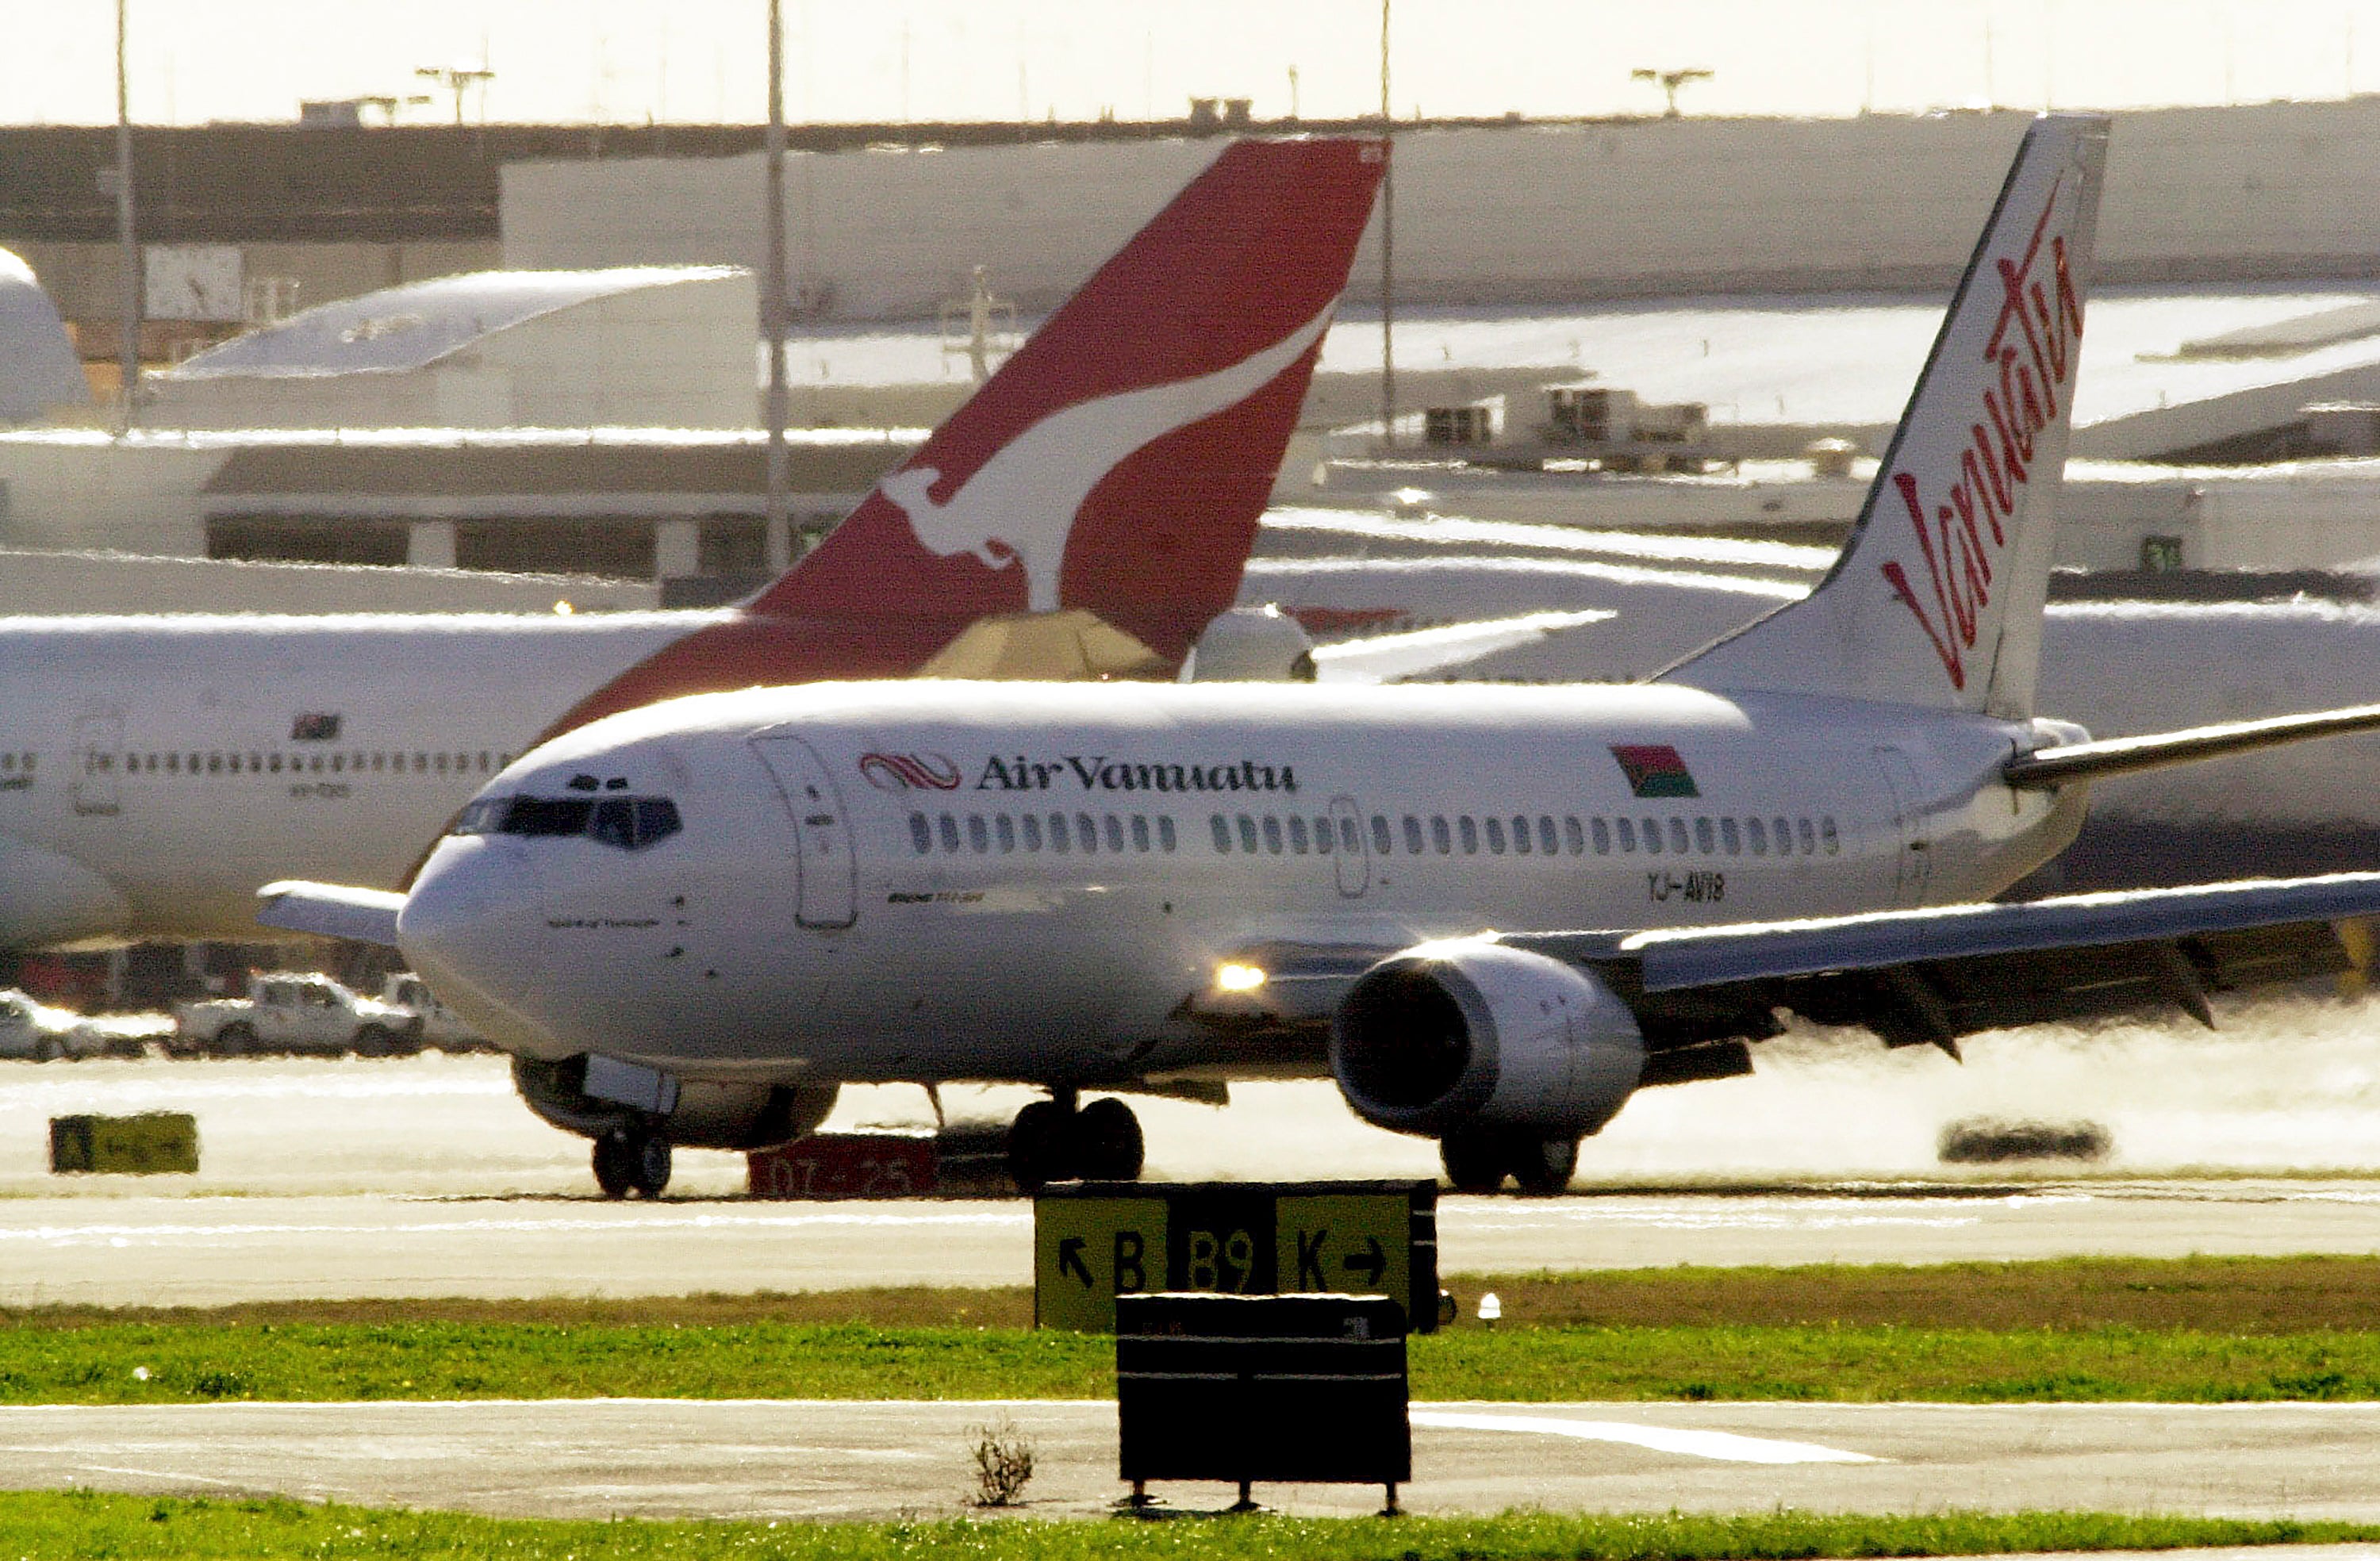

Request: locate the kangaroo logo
(877, 301), (1337, 612)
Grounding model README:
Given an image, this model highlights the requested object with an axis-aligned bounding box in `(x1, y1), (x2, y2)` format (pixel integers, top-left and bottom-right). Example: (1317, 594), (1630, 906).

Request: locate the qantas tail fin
(754, 137), (1385, 663)
(1664, 114), (2108, 718)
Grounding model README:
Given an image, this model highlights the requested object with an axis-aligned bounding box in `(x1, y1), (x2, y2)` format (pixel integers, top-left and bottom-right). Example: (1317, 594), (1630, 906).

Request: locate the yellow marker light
(553, 600), (575, 616)
(1215, 962), (1267, 993)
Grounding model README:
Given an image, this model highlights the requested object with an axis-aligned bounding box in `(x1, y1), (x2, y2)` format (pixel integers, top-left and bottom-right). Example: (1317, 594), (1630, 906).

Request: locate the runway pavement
(6, 1179), (2380, 1306)
(7, 1398), (2380, 1521)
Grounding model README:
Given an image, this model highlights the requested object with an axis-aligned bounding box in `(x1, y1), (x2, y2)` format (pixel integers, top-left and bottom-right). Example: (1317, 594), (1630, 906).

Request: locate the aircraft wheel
(1439, 1130), (1507, 1194)
(352, 1024), (395, 1058)
(1509, 1136), (1580, 1196)
(216, 1023), (255, 1058)
(1006, 1099), (1073, 1192)
(1073, 1097), (1145, 1182)
(31, 1037), (60, 1064)
(593, 1127), (672, 1199)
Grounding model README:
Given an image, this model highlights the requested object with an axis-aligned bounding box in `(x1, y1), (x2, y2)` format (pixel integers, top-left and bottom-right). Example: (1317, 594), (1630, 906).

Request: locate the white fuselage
(400, 680), (2085, 1088)
(0, 611), (716, 946)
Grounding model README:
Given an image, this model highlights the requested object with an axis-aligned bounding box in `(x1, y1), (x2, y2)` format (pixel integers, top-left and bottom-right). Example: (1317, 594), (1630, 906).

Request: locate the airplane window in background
(1668, 819), (1690, 854)
(1131, 815), (1151, 852)
(1614, 818), (1633, 852)
(1695, 818), (1714, 853)
(1370, 815), (1392, 855)
(1104, 815), (1125, 853)
(996, 815), (1016, 853)
(1459, 816), (1479, 854)
(1539, 816), (1559, 855)
(968, 815), (989, 853)
(1431, 816), (1451, 854)
(908, 814), (931, 854)
(1797, 817), (1815, 853)
(1081, 813), (1103, 853)
(1343, 817), (1362, 853)
(1403, 816), (1425, 854)
(1747, 817), (1768, 854)
(1288, 815), (1309, 854)
(1023, 814), (1044, 851)
(1484, 817), (1505, 854)
(1158, 816), (1177, 852)
(1261, 815), (1283, 854)
(1721, 819), (1741, 855)
(939, 814), (961, 852)
(1590, 818), (1609, 854)
(1238, 815), (1258, 853)
(1050, 813), (1072, 852)
(1211, 815), (1232, 852)
(1313, 815), (1334, 854)
(1821, 817), (1841, 853)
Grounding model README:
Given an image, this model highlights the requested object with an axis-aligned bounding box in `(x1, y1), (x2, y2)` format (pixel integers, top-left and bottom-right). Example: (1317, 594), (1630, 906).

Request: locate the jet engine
(1329, 941), (1645, 1139)
(512, 1055), (839, 1151)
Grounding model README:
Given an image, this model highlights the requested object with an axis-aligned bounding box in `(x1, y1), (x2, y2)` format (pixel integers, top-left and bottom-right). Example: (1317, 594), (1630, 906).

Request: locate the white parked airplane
(0, 138), (1384, 953)
(272, 116), (2380, 1199)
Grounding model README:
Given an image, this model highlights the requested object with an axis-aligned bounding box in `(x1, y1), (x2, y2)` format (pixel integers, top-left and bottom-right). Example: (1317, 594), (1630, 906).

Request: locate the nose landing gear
(593, 1125), (673, 1199)
(1006, 1092), (1146, 1191)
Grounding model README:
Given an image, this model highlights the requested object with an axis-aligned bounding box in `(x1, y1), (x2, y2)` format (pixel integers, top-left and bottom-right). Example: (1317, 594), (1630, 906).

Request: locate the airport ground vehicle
(381, 973), (485, 1052)
(278, 117), (2380, 1196)
(0, 137), (1382, 953)
(0, 988), (104, 1061)
(175, 972), (420, 1057)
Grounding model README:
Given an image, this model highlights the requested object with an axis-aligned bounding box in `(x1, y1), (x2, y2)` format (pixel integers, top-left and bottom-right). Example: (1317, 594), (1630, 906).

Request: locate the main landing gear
(1439, 1128), (1580, 1196)
(1007, 1091), (1145, 1191)
(593, 1124), (673, 1199)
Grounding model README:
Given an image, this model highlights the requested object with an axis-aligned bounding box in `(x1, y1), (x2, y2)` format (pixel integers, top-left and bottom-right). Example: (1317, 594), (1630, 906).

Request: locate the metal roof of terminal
(163, 265), (747, 380)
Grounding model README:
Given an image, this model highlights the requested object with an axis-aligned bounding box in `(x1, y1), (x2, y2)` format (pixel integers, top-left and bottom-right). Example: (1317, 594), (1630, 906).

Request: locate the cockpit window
(452, 794), (681, 850)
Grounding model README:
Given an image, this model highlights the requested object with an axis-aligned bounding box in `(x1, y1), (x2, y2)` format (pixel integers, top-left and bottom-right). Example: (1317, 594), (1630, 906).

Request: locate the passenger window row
(90, 749), (513, 778)
(908, 810), (1180, 857)
(1213, 809), (1841, 858)
(0, 753), (30, 773)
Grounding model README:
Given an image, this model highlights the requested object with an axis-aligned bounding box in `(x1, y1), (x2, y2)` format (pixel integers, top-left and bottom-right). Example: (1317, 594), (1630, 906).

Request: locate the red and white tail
(548, 136), (1384, 734)
(1666, 114), (2109, 718)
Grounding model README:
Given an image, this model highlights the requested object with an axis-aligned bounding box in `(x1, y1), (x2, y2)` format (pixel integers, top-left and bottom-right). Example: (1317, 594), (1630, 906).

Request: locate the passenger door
(71, 712), (122, 818)
(751, 735), (859, 929)
(1330, 795), (1369, 897)
(1871, 745), (1933, 907)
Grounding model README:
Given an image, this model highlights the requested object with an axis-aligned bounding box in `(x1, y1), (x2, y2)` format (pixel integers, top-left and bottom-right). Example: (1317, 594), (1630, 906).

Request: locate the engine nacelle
(1330, 941), (1645, 1139)
(512, 1055), (839, 1152)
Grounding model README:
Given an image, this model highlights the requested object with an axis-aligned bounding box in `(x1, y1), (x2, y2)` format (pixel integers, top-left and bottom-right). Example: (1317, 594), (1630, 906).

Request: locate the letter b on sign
(1034, 1197), (1168, 1333)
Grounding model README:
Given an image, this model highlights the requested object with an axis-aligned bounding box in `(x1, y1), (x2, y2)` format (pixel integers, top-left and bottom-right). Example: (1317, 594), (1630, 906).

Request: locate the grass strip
(1, 1494), (2376, 1561)
(13, 1253), (2380, 1334)
(8, 1319), (2380, 1404)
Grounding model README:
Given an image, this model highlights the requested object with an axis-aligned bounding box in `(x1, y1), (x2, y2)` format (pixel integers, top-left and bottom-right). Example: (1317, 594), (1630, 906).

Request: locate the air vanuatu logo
(858, 752), (962, 792)
(1879, 181), (2084, 692)
(877, 301), (1338, 613)
(1610, 744), (1699, 799)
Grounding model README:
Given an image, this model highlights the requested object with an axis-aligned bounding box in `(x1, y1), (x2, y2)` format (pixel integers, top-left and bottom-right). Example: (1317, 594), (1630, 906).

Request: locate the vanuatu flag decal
(1610, 743), (1699, 799)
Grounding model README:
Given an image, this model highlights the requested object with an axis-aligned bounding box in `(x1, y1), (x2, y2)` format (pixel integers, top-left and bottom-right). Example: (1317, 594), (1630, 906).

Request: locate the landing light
(1215, 962), (1267, 993)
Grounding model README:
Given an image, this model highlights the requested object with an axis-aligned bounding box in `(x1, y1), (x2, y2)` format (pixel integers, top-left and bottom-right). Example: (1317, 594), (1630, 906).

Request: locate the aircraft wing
(255, 880), (404, 946)
(1310, 609), (1614, 684)
(1511, 871), (2380, 1057)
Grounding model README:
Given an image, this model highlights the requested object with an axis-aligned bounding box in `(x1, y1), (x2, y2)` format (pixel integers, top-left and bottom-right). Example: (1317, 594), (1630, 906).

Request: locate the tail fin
(1664, 114), (2108, 718)
(754, 137), (1384, 662)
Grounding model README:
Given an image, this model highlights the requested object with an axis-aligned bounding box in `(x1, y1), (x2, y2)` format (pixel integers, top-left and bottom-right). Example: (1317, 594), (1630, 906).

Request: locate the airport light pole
(1378, 0), (1395, 451)
(113, 0), (138, 435)
(762, 0), (793, 573)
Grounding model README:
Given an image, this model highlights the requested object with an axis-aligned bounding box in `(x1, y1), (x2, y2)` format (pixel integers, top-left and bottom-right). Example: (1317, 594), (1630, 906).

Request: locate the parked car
(174, 973), (422, 1058)
(379, 973), (488, 1053)
(0, 989), (105, 1061)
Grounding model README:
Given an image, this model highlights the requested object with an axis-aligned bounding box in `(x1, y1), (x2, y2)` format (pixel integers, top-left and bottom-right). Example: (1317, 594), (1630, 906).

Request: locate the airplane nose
(399, 836), (555, 1049)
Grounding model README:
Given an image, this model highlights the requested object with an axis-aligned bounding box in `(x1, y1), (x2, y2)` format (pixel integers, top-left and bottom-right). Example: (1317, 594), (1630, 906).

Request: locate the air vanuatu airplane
(0, 137), (1384, 954)
(269, 116), (2380, 1200)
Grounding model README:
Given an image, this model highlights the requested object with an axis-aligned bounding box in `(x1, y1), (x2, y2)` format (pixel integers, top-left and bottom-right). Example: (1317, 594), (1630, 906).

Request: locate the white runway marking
(1411, 1409), (1882, 1465)
(0, 1208), (1030, 1248)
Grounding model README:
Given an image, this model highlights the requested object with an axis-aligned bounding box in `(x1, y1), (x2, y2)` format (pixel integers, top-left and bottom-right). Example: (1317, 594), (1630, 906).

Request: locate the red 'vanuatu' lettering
(1880, 186), (2085, 691)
